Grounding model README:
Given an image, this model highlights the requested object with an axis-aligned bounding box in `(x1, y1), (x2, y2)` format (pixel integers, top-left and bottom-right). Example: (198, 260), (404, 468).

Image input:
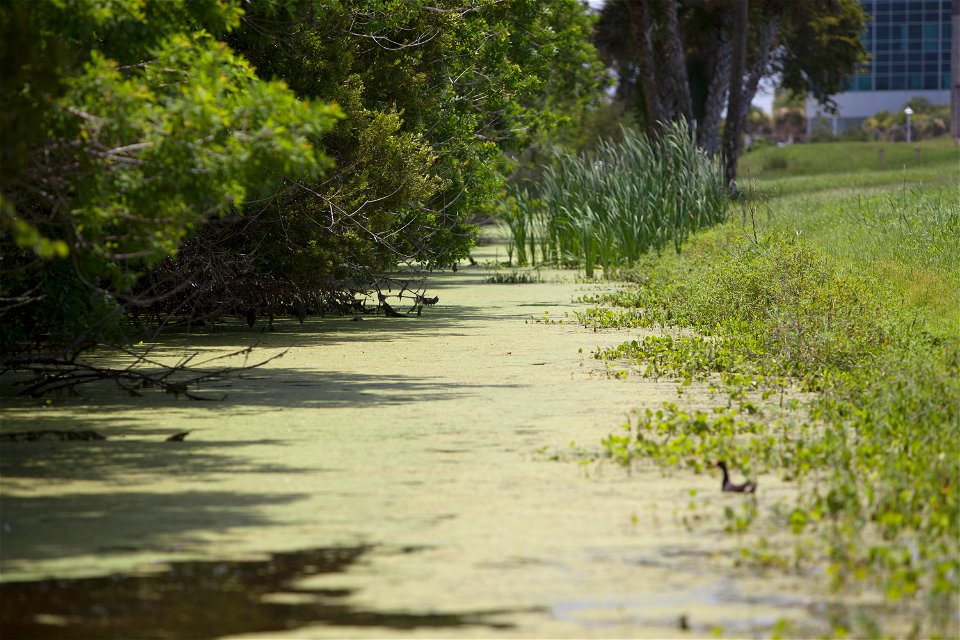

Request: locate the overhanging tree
(135, 0), (608, 325)
(1, 0), (608, 358)
(0, 0), (339, 354)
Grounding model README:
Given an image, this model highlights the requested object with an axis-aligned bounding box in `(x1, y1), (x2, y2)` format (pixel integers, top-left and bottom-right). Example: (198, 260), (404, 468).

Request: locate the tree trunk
(737, 16), (781, 131)
(699, 12), (732, 157)
(629, 0), (666, 137)
(723, 0), (748, 186)
(662, 0), (694, 124)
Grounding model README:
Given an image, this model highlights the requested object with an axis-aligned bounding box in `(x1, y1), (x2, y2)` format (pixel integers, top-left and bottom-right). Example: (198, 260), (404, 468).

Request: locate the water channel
(1, 242), (840, 638)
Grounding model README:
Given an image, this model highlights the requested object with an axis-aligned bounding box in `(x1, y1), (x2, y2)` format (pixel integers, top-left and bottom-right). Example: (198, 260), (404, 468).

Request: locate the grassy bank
(740, 138), (959, 331)
(738, 138), (958, 188)
(581, 140), (959, 637)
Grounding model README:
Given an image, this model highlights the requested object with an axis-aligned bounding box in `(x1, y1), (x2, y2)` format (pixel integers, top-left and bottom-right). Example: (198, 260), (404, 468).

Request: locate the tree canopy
(0, 0), (606, 354)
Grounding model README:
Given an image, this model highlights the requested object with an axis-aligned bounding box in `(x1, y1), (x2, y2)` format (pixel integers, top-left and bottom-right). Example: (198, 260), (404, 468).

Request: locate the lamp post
(904, 106), (913, 143)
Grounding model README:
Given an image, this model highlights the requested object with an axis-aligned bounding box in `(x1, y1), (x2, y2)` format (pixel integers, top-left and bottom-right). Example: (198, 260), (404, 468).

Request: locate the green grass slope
(739, 138), (960, 332)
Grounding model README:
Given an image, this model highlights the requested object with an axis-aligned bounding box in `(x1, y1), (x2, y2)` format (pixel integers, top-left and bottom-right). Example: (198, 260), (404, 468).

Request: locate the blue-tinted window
(840, 0), (951, 95)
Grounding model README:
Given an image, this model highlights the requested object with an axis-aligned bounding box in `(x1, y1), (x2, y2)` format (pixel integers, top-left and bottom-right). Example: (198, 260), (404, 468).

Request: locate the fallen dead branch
(1, 343), (285, 400)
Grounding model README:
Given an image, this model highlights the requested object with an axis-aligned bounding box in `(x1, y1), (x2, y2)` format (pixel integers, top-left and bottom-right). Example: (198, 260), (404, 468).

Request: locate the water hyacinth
(504, 121), (727, 275)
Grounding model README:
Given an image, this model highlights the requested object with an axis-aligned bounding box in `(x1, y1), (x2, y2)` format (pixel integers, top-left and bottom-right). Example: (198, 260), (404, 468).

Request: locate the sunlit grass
(739, 137), (959, 181)
(737, 141), (960, 333)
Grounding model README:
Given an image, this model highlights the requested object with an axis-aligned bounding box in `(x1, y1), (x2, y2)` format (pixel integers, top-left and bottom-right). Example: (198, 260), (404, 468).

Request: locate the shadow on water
(0, 302), (528, 415)
(0, 368), (524, 419)
(1, 489), (310, 562)
(127, 301), (510, 349)
(1, 438), (317, 563)
(0, 545), (521, 638)
(0, 439), (310, 482)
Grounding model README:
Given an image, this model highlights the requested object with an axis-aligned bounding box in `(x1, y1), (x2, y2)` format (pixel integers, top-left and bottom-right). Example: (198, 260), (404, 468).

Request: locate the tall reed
(505, 122), (727, 274)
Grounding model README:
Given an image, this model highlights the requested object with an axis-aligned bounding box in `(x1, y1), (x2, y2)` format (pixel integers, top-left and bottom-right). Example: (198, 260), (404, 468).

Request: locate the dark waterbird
(710, 460), (756, 493)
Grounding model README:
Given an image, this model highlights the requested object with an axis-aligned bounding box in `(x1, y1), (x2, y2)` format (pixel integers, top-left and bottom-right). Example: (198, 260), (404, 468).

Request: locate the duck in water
(710, 460), (757, 493)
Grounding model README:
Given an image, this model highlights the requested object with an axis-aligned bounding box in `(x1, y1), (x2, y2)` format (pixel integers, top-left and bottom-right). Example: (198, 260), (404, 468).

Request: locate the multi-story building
(806, 0), (956, 135)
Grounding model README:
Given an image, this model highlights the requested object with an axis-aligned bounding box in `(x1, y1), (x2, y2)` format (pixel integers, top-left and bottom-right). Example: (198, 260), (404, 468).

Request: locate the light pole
(904, 106), (913, 143)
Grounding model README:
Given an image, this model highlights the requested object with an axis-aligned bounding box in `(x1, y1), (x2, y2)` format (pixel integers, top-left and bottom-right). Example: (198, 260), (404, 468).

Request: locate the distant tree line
(593, 0), (867, 183)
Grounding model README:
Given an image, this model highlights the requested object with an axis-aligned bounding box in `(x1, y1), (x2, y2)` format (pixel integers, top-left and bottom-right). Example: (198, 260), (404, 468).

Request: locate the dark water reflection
(0, 546), (516, 639)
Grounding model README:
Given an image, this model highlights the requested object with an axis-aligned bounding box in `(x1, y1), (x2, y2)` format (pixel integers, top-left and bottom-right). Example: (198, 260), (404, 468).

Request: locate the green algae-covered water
(2, 243), (845, 638)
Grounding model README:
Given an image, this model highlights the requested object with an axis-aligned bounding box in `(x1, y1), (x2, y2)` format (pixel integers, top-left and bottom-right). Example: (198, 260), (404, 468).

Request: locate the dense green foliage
(0, 0), (338, 349)
(860, 97), (953, 141)
(155, 0), (606, 315)
(578, 144), (959, 635)
(1, 0), (607, 353)
(502, 123), (726, 276)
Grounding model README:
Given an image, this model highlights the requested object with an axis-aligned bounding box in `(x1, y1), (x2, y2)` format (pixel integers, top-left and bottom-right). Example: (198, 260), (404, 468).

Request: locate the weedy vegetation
(579, 140), (959, 637)
(484, 270), (542, 284)
(501, 121), (726, 276)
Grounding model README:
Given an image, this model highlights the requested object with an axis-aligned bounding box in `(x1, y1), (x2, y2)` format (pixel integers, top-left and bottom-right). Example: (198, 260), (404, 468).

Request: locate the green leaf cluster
(4, 0), (607, 345)
(134, 0), (608, 323)
(1, 0), (338, 349)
